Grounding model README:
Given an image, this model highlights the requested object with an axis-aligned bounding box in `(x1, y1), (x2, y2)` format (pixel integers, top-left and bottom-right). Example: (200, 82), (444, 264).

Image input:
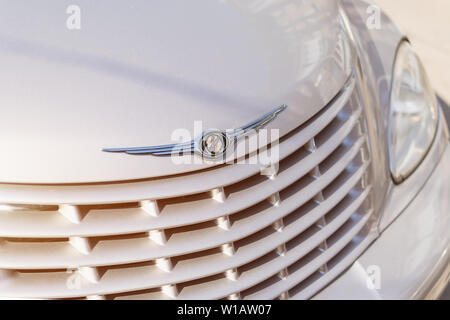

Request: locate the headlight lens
(389, 41), (438, 183)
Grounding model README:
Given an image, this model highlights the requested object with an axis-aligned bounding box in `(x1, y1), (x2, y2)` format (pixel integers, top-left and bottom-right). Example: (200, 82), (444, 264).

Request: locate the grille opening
(240, 273), (281, 299)
(73, 202), (141, 221)
(287, 247), (323, 276)
(277, 144), (310, 176)
(84, 202), (140, 211)
(224, 173), (268, 198)
(234, 226), (276, 252)
(343, 119), (365, 147)
(279, 174), (315, 202)
(109, 287), (164, 300)
(157, 191), (212, 213)
(0, 204), (59, 212)
(337, 99), (356, 122)
(56, 296), (87, 300)
(323, 192), (360, 227)
(238, 249), (279, 276)
(327, 228), (371, 271)
(2, 237), (68, 243)
(165, 220), (218, 241)
(283, 199), (319, 227)
(229, 199), (273, 226)
(322, 156), (363, 200)
(97, 260), (155, 278)
(177, 272), (225, 295)
(318, 143), (348, 175)
(88, 231), (150, 250)
(92, 232), (149, 242)
(315, 104), (353, 148)
(354, 186), (372, 212)
(319, 130), (361, 175)
(347, 150), (366, 174)
(171, 247), (223, 269)
(288, 270), (323, 297)
(326, 211), (367, 248)
(285, 224), (321, 252)
(18, 268), (67, 274)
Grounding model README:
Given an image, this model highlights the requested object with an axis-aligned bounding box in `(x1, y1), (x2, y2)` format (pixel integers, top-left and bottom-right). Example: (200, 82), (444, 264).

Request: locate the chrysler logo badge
(103, 104), (287, 160)
(200, 130), (230, 159)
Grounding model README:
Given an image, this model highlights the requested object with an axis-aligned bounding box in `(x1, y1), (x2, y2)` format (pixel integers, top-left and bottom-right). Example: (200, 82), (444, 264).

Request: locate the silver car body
(0, 0), (448, 299)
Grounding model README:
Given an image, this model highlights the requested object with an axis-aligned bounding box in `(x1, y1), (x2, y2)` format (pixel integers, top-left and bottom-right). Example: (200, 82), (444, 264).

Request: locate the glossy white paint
(0, 0), (351, 183)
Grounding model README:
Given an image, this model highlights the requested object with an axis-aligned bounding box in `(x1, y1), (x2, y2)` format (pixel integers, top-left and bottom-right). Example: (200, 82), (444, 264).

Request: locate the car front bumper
(314, 105), (450, 300)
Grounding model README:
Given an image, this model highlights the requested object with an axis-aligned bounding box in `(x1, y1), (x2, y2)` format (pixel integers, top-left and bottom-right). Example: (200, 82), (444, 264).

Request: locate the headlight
(388, 41), (438, 183)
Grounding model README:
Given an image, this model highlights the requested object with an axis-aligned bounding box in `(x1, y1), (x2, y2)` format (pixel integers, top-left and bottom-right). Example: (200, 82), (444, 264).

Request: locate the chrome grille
(0, 75), (376, 300)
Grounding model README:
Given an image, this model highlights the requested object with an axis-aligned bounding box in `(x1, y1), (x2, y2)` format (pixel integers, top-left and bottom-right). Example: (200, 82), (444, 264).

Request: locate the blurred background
(375, 0), (450, 300)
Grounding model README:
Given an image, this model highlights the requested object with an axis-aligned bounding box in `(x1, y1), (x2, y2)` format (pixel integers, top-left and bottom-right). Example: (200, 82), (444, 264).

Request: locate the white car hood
(0, 0), (352, 183)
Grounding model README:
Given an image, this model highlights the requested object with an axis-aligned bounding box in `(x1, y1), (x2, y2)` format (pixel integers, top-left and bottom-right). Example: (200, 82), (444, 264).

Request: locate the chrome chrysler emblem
(103, 104), (287, 160)
(200, 130), (230, 158)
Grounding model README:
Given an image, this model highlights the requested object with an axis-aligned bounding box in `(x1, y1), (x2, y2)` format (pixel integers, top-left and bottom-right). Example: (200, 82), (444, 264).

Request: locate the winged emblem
(103, 104), (287, 159)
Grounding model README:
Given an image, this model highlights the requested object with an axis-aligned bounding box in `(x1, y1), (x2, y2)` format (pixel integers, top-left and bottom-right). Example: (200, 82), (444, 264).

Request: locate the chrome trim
(103, 104), (287, 159)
